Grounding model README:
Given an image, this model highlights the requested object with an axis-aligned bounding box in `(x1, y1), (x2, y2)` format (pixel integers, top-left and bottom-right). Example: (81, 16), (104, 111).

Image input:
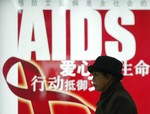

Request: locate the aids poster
(0, 0), (150, 114)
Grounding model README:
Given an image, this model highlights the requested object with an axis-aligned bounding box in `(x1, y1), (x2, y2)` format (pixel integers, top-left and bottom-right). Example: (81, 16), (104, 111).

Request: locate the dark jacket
(95, 81), (137, 114)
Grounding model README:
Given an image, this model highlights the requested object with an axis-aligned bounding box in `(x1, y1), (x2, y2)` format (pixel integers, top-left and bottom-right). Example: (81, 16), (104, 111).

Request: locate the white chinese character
(18, 0), (24, 6)
(77, 60), (90, 76)
(141, 0), (147, 6)
(88, 76), (95, 92)
(45, 0), (51, 6)
(127, 0), (133, 7)
(122, 61), (133, 76)
(59, 0), (65, 6)
(48, 75), (64, 90)
(76, 80), (88, 91)
(87, 0), (92, 6)
(100, 0), (105, 7)
(72, 0), (79, 6)
(134, 60), (150, 77)
(64, 80), (76, 91)
(114, 0), (119, 7)
(31, 75), (46, 92)
(32, 0), (37, 6)
(60, 60), (76, 77)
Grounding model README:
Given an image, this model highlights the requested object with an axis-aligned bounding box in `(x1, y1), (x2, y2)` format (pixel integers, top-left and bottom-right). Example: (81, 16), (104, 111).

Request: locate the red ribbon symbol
(3, 57), (93, 114)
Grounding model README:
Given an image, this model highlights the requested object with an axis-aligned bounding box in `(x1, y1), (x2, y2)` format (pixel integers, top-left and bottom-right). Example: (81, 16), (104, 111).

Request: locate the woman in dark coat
(88, 56), (137, 114)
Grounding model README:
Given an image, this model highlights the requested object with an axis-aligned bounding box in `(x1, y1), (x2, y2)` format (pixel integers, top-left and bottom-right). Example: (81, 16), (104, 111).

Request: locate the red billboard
(0, 0), (150, 114)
